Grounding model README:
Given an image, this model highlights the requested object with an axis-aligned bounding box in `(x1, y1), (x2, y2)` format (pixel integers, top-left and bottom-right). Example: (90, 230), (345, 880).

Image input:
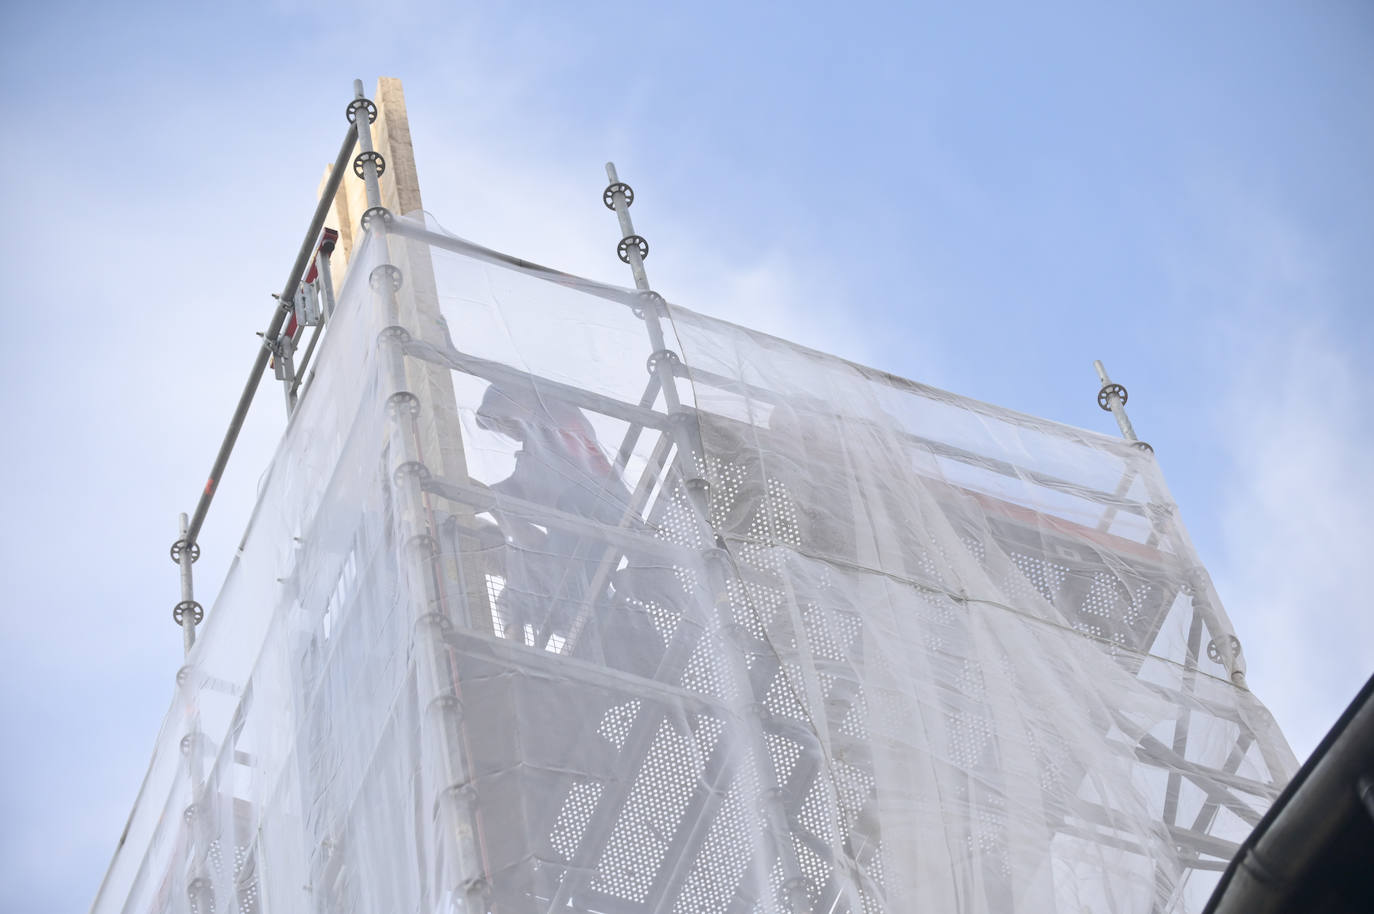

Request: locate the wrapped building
(93, 81), (1296, 914)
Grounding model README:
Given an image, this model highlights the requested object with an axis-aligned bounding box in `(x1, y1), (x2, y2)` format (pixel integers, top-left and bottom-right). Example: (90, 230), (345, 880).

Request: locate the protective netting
(94, 214), (1296, 914)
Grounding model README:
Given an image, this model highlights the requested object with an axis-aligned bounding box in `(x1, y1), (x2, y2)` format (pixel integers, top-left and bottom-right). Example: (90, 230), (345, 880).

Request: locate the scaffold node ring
(603, 182), (634, 209)
(441, 779), (480, 807)
(377, 325), (411, 345)
(370, 263), (404, 291)
(387, 391), (421, 417)
(429, 693), (462, 715)
(345, 97), (378, 124)
(633, 289), (665, 318)
(169, 538), (200, 564)
(393, 460), (432, 485)
(173, 600), (204, 626)
(617, 234), (649, 263)
(407, 532), (438, 554)
(353, 150), (386, 179)
(1206, 634), (1241, 664)
(360, 205), (393, 231)
(1097, 382), (1128, 410)
(419, 609), (455, 636)
(646, 348), (680, 375)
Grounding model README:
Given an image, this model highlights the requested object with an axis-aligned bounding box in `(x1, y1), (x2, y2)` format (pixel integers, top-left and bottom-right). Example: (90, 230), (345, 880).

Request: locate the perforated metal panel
(96, 218), (1296, 914)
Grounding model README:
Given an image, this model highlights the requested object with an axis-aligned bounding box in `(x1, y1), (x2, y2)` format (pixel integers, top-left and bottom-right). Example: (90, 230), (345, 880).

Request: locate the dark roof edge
(1203, 671), (1374, 914)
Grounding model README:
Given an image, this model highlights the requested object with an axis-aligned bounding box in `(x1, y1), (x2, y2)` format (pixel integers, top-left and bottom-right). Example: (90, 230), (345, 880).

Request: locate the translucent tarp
(94, 213), (1296, 914)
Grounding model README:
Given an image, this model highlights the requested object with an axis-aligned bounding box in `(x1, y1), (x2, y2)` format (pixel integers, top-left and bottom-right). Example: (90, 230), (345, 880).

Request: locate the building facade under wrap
(93, 204), (1297, 913)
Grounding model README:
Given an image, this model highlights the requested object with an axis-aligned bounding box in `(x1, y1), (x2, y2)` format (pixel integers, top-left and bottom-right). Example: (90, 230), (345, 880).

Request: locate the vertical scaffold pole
(170, 509), (211, 906)
(1093, 360), (1143, 444)
(350, 79), (490, 911)
(171, 513), (202, 655)
(602, 165), (699, 476)
(1090, 360), (1263, 893)
(599, 164), (814, 914)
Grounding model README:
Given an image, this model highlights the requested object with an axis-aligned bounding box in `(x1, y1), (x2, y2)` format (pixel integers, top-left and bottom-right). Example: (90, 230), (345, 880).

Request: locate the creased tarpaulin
(93, 213), (1296, 914)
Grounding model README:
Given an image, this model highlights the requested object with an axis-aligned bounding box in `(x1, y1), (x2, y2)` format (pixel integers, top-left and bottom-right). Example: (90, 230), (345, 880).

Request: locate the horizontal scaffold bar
(187, 121), (361, 546)
(402, 338), (672, 432)
(421, 474), (691, 563)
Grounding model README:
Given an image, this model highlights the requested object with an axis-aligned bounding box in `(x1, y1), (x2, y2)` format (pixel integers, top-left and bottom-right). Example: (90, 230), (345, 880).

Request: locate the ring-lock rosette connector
(617, 234), (649, 263)
(169, 538), (200, 564)
(633, 289), (665, 319)
(1207, 633), (1242, 665)
(370, 263), (404, 292)
(377, 325), (411, 346)
(392, 460), (432, 487)
(360, 206), (393, 231)
(345, 97), (378, 124)
(1097, 382), (1128, 411)
(353, 150), (386, 179)
(645, 349), (681, 376)
(173, 600), (204, 627)
(603, 182), (634, 210)
(386, 391), (421, 419)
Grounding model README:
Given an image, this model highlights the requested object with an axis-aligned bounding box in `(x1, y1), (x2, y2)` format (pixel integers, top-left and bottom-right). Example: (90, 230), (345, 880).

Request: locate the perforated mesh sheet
(94, 214), (1296, 914)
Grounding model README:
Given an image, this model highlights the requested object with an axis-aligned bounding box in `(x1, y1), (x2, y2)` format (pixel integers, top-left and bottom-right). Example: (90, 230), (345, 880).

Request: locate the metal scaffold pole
(1090, 358), (1275, 893)
(184, 120), (358, 549)
(168, 114), (357, 656)
(587, 164), (817, 913)
(171, 513), (202, 654)
(91, 73), (1301, 914)
(350, 78), (490, 912)
(1094, 359), (1143, 446)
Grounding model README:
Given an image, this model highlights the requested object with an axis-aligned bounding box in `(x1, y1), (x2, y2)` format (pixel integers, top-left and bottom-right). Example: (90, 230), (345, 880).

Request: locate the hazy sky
(1, 1), (1371, 910)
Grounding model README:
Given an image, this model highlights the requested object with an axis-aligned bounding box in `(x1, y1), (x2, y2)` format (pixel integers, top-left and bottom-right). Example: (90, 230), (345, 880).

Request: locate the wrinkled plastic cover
(94, 215), (1296, 914)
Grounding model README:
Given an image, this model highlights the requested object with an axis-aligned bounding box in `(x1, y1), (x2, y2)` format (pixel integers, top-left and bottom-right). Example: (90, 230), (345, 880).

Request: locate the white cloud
(1195, 195), (1374, 762)
(1213, 324), (1374, 760)
(411, 115), (882, 369)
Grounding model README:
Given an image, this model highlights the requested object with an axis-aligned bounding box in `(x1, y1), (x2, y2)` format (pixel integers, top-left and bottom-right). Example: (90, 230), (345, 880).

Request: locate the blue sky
(1, 1), (1371, 910)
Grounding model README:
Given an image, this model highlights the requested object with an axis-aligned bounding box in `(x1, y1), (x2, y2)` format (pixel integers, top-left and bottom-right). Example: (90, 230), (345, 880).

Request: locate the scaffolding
(92, 83), (1296, 914)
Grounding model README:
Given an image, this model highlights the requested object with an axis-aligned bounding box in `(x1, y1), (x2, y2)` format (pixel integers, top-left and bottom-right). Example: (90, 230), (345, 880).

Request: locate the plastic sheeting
(93, 213), (1296, 914)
